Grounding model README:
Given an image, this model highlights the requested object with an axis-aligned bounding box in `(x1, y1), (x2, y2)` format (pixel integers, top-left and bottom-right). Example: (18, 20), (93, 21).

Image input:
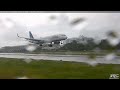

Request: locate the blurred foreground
(0, 58), (120, 79)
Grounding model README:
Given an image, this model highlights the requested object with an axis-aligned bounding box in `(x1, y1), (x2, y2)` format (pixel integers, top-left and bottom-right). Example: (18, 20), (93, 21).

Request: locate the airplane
(17, 31), (67, 47)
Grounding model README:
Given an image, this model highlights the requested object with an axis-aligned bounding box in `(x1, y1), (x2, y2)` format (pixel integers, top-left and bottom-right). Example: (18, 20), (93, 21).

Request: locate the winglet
(17, 33), (20, 37)
(17, 33), (23, 38)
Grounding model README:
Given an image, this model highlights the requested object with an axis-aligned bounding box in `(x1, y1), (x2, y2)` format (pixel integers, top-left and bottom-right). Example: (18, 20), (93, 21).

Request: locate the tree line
(59, 38), (120, 52)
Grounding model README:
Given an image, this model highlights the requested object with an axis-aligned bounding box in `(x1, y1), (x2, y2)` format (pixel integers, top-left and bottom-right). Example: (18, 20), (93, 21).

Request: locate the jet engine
(48, 44), (53, 47)
(54, 41), (60, 44)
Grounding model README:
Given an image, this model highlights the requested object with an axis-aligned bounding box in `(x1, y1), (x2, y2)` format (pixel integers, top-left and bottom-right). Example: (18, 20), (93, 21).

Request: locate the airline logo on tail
(29, 31), (34, 39)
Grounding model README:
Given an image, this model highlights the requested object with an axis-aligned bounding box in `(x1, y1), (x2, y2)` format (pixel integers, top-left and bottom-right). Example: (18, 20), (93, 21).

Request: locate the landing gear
(60, 41), (64, 45)
(60, 42), (63, 44)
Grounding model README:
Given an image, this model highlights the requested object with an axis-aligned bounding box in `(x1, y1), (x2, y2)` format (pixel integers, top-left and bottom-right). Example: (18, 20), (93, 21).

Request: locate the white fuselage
(29, 34), (67, 45)
(41, 34), (67, 43)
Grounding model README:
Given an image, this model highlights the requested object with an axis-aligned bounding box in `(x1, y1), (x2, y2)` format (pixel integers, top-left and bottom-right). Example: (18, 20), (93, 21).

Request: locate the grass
(0, 58), (120, 79)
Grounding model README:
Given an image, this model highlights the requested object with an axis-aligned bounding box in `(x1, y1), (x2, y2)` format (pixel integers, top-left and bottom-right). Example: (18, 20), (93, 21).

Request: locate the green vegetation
(0, 58), (120, 79)
(60, 40), (97, 51)
(33, 38), (120, 55)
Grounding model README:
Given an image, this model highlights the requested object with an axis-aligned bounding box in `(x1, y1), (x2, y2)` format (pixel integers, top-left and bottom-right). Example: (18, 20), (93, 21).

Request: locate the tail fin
(29, 31), (34, 39)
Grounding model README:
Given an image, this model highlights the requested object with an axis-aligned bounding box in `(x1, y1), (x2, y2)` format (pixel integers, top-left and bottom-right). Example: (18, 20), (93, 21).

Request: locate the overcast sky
(0, 12), (120, 47)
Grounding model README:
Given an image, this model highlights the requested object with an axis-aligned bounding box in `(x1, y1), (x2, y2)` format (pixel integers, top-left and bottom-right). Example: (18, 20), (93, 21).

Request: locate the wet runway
(0, 53), (120, 64)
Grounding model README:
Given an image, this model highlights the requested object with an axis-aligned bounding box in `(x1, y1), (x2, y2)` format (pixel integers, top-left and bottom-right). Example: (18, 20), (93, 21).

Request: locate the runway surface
(0, 53), (120, 64)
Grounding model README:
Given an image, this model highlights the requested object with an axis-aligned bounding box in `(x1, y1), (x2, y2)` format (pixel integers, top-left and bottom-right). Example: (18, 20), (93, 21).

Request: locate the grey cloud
(1, 13), (120, 47)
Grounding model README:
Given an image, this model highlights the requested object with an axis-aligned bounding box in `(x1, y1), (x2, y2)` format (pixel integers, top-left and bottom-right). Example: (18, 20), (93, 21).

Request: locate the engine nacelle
(29, 41), (39, 44)
(48, 44), (53, 47)
(54, 41), (60, 44)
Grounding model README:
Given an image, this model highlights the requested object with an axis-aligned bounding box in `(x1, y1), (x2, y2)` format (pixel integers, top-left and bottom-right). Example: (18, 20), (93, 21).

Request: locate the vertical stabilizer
(29, 31), (34, 39)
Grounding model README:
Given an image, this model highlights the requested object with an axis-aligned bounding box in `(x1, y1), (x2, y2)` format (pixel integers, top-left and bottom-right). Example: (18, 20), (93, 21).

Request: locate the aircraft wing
(17, 34), (43, 42)
(70, 18), (86, 25)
